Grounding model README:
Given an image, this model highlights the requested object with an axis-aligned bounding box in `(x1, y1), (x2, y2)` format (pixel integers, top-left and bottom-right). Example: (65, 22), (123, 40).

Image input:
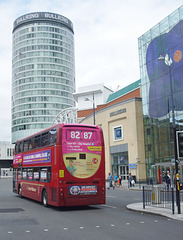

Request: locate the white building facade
(73, 84), (113, 111)
(0, 142), (15, 178)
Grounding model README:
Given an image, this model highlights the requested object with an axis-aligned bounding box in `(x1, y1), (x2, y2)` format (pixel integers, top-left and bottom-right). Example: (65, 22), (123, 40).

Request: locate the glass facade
(138, 6), (183, 183)
(12, 12), (75, 143)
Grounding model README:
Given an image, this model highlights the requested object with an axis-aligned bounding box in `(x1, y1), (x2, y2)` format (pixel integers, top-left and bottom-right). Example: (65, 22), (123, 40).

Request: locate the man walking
(166, 171), (171, 190)
(108, 173), (115, 189)
(128, 173), (132, 188)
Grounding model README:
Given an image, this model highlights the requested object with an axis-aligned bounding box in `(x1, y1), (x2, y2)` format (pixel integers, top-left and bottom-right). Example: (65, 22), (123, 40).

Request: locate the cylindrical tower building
(12, 12), (75, 143)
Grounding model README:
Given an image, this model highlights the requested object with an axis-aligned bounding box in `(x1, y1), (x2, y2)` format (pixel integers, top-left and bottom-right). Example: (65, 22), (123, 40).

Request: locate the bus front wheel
(42, 190), (48, 207)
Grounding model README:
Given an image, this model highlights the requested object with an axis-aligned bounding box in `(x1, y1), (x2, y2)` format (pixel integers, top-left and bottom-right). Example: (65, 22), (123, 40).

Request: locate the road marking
(26, 230), (30, 233)
(104, 204), (117, 209)
(8, 231), (12, 234)
(106, 195), (117, 198)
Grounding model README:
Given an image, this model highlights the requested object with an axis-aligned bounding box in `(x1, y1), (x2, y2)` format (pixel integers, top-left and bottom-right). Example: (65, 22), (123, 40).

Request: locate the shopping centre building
(138, 6), (183, 184)
(75, 81), (146, 182)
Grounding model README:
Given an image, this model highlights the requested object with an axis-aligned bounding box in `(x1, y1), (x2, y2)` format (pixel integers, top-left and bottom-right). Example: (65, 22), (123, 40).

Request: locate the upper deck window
(15, 127), (57, 154)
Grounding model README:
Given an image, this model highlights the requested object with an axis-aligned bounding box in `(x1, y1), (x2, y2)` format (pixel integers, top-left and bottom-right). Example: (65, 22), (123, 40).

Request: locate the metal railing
(142, 185), (183, 214)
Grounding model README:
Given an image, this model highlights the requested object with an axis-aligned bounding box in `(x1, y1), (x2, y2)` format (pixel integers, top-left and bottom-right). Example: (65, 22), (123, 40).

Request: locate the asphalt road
(0, 178), (182, 240)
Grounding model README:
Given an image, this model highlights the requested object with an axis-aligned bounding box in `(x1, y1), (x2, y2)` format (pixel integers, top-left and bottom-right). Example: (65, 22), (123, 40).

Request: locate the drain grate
(0, 208), (25, 213)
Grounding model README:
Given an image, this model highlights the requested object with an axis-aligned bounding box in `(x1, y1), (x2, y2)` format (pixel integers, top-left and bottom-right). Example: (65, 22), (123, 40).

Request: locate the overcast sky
(0, 0), (182, 142)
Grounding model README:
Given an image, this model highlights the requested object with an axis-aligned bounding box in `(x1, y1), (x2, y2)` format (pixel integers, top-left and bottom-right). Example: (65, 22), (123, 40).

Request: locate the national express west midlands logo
(69, 186), (80, 195)
(146, 20), (183, 118)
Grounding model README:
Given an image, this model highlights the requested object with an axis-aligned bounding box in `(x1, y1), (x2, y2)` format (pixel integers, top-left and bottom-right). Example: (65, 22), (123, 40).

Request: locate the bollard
(152, 186), (161, 204)
(172, 187), (174, 214)
(143, 186), (145, 209)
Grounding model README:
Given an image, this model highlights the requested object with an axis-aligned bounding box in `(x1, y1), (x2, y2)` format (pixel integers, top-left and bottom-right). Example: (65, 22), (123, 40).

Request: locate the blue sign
(23, 150), (51, 165)
(129, 163), (136, 169)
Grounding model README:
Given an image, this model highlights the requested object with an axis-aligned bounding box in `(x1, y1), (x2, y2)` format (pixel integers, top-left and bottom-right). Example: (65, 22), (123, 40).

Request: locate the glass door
(120, 165), (129, 180)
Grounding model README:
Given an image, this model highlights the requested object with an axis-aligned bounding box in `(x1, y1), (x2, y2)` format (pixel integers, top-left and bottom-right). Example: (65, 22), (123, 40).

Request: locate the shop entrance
(111, 153), (128, 180)
(112, 165), (128, 181)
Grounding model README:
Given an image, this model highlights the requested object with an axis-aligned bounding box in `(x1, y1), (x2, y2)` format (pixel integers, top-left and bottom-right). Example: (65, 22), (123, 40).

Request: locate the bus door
(13, 168), (17, 193)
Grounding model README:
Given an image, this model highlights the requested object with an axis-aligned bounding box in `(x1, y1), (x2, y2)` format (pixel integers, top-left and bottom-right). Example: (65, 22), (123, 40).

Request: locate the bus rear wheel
(42, 190), (48, 207)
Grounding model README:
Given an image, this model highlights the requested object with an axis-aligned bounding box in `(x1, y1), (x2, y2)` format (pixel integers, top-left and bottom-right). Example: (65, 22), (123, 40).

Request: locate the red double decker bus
(13, 123), (105, 207)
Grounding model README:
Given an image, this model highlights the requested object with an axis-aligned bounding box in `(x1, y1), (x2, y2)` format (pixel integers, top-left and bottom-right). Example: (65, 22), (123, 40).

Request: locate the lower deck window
(17, 167), (51, 182)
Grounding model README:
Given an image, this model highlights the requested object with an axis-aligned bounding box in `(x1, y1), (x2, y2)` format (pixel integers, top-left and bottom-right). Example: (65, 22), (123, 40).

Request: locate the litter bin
(152, 186), (161, 204)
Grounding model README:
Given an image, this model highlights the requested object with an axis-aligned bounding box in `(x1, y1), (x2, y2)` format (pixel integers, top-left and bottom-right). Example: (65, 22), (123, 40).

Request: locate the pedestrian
(162, 171), (167, 184)
(166, 171), (171, 190)
(131, 178), (135, 187)
(114, 173), (118, 187)
(118, 175), (122, 186)
(174, 174), (176, 188)
(162, 171), (164, 182)
(108, 173), (115, 189)
(128, 173), (132, 188)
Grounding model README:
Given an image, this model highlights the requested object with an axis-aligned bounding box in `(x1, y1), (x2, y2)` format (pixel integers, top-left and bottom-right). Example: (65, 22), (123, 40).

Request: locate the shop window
(10, 148), (13, 156)
(7, 148), (10, 157)
(113, 125), (123, 141)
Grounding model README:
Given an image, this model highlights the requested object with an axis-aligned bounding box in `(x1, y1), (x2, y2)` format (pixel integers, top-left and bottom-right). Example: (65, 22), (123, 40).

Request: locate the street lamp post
(136, 158), (141, 189)
(158, 54), (181, 214)
(85, 92), (95, 125)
